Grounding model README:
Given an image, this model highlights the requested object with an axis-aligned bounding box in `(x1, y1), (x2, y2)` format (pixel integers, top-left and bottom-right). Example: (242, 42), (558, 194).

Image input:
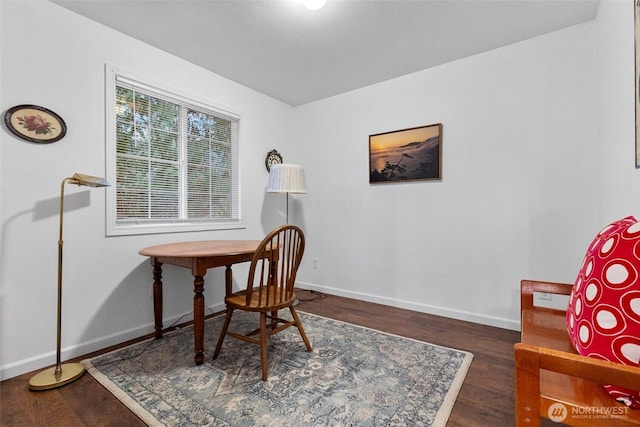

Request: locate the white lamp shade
(266, 164), (307, 194)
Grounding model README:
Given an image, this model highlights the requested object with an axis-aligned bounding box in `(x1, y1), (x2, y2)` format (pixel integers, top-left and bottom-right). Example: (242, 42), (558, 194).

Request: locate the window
(106, 66), (241, 236)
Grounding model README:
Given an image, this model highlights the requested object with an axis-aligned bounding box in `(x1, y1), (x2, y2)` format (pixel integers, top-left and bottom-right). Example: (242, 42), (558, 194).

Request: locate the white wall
(0, 1), (294, 379)
(1, 0), (636, 380)
(596, 0), (640, 221)
(293, 22), (600, 330)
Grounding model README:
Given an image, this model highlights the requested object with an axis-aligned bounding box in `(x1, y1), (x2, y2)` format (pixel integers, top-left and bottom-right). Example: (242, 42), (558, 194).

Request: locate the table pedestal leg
(193, 275), (205, 365)
(152, 261), (163, 339)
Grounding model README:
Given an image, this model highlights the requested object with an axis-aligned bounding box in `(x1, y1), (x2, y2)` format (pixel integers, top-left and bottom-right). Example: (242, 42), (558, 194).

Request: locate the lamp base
(28, 362), (85, 391)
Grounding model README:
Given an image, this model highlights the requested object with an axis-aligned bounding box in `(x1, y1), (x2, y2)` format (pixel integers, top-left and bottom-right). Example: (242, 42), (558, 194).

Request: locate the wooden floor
(1, 290), (520, 426)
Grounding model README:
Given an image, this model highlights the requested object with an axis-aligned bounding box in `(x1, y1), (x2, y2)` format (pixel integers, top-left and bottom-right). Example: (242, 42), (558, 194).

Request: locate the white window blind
(106, 67), (241, 236)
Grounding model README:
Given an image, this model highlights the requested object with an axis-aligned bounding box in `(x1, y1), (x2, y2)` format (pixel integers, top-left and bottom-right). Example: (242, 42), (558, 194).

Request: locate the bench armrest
(515, 342), (640, 426)
(521, 279), (573, 311)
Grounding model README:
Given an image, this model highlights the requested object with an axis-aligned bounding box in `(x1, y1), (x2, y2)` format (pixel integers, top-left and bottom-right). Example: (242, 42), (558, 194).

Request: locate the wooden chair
(213, 225), (312, 381)
(516, 279), (640, 426)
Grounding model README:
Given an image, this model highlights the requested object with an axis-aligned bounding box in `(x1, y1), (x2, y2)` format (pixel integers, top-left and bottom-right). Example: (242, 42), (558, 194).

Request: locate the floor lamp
(266, 164), (306, 224)
(29, 173), (110, 391)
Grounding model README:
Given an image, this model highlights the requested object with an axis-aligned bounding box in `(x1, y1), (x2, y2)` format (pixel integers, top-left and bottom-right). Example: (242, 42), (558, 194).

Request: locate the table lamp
(29, 173), (110, 391)
(266, 164), (306, 224)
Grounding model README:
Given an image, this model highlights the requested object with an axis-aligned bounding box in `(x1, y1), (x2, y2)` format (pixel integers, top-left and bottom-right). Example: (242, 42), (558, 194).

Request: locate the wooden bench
(515, 279), (640, 426)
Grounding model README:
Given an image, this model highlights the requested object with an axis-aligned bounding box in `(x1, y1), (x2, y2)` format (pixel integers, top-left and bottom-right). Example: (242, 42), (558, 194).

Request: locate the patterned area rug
(84, 311), (473, 426)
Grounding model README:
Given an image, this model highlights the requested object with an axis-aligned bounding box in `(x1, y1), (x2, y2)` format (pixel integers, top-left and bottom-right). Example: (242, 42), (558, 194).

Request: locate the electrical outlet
(312, 258), (319, 269)
(539, 292), (552, 301)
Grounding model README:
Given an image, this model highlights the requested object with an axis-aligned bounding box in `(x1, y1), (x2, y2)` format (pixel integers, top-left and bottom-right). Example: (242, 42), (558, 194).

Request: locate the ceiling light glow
(302, 0), (327, 11)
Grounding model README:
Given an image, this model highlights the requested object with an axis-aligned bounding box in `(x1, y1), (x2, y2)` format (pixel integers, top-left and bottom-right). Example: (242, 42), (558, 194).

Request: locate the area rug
(83, 311), (473, 426)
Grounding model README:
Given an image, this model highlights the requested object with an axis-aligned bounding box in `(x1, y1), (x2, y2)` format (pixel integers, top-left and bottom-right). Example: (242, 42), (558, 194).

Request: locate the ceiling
(52, 0), (601, 106)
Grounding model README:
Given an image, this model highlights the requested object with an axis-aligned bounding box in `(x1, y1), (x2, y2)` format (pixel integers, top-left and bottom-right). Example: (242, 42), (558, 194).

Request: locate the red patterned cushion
(566, 216), (640, 408)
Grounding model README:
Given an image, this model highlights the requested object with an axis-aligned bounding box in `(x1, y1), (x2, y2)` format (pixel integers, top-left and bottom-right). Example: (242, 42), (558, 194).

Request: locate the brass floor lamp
(29, 173), (110, 391)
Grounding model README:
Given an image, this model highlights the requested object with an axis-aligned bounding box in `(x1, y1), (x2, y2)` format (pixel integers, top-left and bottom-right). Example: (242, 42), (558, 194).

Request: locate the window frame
(105, 65), (244, 236)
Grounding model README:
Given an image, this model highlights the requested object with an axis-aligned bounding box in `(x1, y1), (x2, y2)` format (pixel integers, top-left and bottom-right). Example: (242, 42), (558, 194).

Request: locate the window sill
(107, 221), (246, 237)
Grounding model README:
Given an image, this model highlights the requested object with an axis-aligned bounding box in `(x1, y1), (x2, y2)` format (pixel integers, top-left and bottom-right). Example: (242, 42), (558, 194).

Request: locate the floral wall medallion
(4, 104), (67, 143)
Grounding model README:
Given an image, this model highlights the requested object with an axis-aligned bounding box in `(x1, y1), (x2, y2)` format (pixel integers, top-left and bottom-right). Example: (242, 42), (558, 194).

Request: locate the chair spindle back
(245, 225), (305, 308)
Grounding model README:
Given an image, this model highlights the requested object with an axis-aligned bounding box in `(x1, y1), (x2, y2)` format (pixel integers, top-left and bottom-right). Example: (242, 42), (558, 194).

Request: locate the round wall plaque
(265, 149), (283, 171)
(4, 104), (67, 144)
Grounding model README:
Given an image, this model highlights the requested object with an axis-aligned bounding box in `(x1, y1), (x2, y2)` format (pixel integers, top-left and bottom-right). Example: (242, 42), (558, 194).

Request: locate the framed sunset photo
(369, 123), (442, 184)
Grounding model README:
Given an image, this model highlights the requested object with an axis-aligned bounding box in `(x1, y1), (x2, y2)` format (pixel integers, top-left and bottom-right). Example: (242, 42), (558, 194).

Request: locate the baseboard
(0, 302), (226, 381)
(296, 281), (521, 332)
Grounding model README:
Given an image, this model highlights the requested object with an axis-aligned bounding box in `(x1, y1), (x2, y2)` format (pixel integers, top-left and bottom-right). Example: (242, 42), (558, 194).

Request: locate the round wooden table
(139, 240), (262, 365)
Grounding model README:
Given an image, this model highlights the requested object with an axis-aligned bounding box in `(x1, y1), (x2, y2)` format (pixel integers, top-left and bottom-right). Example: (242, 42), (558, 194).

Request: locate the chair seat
(226, 287), (296, 311)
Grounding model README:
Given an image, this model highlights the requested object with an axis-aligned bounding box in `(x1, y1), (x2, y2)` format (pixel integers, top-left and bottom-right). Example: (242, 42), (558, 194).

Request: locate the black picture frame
(369, 123), (442, 183)
(636, 0), (640, 167)
(4, 104), (67, 144)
